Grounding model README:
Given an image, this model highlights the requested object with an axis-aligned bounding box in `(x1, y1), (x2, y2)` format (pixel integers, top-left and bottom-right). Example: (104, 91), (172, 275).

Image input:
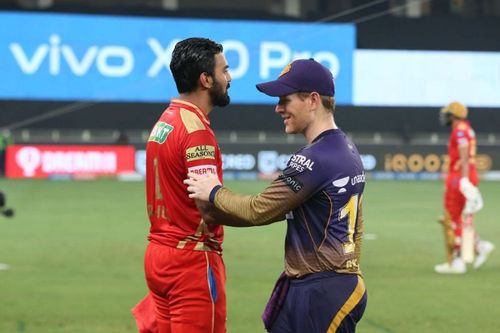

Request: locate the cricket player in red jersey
(434, 102), (494, 274)
(142, 37), (231, 333)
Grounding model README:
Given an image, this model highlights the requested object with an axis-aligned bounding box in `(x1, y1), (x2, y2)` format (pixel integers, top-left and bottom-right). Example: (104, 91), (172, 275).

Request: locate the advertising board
(6, 145), (136, 179)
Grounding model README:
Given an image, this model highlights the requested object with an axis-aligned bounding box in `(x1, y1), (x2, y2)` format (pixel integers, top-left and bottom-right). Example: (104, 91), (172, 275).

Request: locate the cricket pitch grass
(0, 179), (499, 333)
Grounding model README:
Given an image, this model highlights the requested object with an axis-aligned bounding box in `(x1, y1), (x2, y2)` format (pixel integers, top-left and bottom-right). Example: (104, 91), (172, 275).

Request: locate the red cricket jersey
(146, 99), (224, 253)
(447, 119), (477, 179)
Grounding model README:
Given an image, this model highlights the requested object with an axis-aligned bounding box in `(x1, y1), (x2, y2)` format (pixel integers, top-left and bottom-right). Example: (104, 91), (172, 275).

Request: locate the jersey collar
(171, 99), (211, 125)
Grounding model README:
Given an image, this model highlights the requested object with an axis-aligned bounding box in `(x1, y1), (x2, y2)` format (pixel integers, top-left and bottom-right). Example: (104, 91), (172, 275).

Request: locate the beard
(210, 78), (230, 107)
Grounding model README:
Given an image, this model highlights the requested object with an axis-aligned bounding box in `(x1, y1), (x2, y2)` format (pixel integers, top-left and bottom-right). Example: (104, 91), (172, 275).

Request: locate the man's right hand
(184, 173), (222, 202)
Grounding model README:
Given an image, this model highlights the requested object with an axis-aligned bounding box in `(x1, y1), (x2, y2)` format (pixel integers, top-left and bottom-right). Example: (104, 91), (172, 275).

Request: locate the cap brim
(256, 80), (298, 97)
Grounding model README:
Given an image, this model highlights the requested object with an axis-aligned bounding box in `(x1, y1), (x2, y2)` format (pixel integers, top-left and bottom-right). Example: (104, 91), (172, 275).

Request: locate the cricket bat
(461, 213), (475, 263)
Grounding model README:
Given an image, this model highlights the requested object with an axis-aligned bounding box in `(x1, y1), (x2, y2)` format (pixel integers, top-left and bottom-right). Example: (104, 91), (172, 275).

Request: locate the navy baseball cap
(256, 58), (335, 97)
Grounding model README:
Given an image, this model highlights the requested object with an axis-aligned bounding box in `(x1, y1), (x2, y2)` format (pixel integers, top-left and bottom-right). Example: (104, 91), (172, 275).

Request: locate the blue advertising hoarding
(0, 12), (355, 104)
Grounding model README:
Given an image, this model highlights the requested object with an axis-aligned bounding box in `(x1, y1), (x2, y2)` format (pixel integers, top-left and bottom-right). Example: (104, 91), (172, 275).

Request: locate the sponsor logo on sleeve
(457, 137), (468, 146)
(148, 122), (173, 144)
(187, 165), (218, 175)
(186, 145), (216, 162)
(279, 174), (304, 193)
(288, 154), (315, 173)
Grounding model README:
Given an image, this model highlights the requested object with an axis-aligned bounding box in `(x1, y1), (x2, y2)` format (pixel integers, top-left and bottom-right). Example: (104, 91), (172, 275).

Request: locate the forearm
(195, 199), (252, 227)
(213, 189), (283, 226)
(213, 180), (301, 226)
(458, 145), (469, 178)
(461, 161), (469, 179)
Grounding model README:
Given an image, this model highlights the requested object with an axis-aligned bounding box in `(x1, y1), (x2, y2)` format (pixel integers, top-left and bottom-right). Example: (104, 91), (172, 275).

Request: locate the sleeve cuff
(209, 185), (223, 203)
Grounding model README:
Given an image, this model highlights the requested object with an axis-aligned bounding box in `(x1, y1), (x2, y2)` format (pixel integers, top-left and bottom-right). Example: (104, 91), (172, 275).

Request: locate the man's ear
(309, 92), (321, 110)
(199, 72), (213, 89)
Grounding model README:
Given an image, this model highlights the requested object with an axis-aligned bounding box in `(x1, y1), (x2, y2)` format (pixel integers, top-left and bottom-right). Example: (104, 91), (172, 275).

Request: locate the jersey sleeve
(183, 129), (220, 178)
(453, 123), (472, 148)
(214, 148), (328, 226)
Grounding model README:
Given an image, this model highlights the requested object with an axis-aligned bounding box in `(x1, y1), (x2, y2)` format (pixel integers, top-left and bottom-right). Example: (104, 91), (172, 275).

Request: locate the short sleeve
(453, 127), (472, 147)
(183, 129), (219, 177)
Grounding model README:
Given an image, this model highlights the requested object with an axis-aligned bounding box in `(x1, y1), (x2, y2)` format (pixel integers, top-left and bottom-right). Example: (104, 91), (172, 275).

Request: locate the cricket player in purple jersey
(185, 58), (367, 333)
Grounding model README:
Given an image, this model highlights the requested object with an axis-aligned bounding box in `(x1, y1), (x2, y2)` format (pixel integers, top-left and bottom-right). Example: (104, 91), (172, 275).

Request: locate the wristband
(209, 185), (222, 203)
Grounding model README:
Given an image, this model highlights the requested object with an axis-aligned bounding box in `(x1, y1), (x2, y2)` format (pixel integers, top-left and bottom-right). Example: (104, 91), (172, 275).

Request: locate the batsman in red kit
(434, 102), (494, 274)
(133, 38), (232, 333)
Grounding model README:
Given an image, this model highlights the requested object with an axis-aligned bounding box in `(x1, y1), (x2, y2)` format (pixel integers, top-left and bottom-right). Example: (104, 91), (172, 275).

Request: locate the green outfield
(0, 179), (499, 333)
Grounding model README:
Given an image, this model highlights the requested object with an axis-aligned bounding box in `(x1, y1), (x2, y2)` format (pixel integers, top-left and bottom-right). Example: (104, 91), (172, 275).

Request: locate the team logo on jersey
(186, 145), (215, 162)
(288, 154), (315, 173)
(187, 165), (217, 175)
(278, 174), (304, 193)
(148, 122), (173, 144)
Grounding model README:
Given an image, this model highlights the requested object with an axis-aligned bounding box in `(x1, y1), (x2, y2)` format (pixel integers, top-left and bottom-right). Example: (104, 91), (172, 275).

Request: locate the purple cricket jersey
(279, 128), (365, 278)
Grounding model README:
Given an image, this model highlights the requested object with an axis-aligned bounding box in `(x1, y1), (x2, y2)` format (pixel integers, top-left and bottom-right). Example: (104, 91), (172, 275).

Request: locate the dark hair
(170, 37), (224, 93)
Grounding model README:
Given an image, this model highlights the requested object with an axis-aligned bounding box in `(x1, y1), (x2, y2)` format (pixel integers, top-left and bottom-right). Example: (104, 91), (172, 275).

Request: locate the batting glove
(460, 177), (484, 214)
